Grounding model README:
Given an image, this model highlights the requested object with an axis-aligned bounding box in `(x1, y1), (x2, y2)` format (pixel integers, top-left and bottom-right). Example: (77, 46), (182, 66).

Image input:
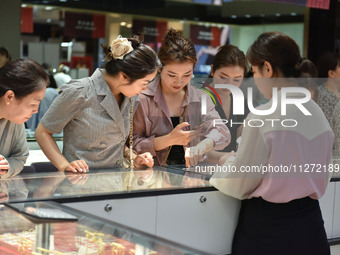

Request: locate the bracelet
(123, 149), (137, 159)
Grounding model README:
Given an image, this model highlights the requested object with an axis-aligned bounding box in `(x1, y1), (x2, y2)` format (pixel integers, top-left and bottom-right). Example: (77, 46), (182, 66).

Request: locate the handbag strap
(161, 104), (189, 166)
(129, 97), (134, 168)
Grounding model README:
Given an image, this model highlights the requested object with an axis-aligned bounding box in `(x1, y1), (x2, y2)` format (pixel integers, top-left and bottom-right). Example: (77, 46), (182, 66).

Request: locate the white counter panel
(64, 197), (157, 235)
(156, 190), (240, 255)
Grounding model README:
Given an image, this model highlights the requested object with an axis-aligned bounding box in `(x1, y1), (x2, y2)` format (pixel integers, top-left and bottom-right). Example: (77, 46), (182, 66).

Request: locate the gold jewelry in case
(0, 227), (158, 254)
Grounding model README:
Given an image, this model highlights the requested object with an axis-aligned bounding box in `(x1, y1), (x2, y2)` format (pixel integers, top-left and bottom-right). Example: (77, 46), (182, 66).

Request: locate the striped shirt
(41, 69), (139, 169)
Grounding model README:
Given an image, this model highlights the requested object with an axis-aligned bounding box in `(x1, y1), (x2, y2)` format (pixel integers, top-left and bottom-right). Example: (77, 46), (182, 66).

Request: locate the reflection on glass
(0, 202), (199, 254)
(0, 167), (212, 203)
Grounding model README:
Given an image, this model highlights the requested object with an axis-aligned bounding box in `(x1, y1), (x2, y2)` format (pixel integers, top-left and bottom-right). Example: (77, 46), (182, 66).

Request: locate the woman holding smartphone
(133, 28), (230, 167)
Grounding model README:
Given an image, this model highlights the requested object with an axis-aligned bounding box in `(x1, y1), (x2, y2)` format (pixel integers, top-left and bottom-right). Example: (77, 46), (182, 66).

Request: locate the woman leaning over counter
(200, 44), (248, 164)
(35, 35), (161, 173)
(133, 28), (230, 167)
(210, 32), (333, 255)
(0, 59), (48, 178)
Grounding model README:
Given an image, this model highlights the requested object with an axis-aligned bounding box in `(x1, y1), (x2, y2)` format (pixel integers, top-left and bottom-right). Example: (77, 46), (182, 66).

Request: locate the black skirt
(232, 197), (330, 255)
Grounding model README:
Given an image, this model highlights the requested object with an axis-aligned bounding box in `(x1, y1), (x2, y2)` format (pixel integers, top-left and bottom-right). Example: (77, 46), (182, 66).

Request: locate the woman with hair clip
(200, 44), (248, 164)
(133, 28), (230, 167)
(35, 35), (161, 172)
(210, 32), (333, 255)
(0, 58), (48, 178)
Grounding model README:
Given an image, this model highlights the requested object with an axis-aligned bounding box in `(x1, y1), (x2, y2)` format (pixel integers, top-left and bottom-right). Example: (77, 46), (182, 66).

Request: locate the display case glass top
(0, 166), (213, 204)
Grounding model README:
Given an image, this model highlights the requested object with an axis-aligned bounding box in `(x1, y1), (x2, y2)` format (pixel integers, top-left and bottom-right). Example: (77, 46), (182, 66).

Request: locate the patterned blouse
(317, 85), (340, 124)
(332, 101), (340, 157)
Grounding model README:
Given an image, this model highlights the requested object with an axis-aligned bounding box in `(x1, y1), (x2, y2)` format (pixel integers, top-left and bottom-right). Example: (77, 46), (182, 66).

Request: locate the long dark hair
(0, 58), (48, 99)
(247, 31), (306, 78)
(102, 35), (160, 83)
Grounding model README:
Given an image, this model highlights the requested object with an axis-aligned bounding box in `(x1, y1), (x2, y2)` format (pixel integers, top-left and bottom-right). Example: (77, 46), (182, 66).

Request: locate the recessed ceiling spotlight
(61, 42), (73, 47)
(245, 14), (251, 18)
(275, 13), (281, 16)
(59, 0), (67, 2)
(231, 15), (237, 19)
(45, 6), (53, 10)
(126, 24), (132, 28)
(120, 22), (127, 26)
(21, 4), (27, 7)
(290, 12), (297, 16)
(47, 19), (52, 23)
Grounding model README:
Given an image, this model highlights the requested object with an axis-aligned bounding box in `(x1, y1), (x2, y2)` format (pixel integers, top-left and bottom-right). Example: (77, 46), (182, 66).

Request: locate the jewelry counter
(168, 161), (340, 248)
(0, 200), (208, 254)
(0, 167), (240, 255)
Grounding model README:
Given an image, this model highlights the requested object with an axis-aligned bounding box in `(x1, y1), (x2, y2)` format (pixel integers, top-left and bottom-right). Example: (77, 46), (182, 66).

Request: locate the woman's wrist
(124, 149), (137, 160)
(154, 134), (173, 151)
(58, 161), (70, 172)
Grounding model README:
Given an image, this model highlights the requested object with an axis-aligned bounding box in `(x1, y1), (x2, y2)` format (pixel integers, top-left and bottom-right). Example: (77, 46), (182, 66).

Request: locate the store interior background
(1, 1), (340, 254)
(1, 0), (338, 80)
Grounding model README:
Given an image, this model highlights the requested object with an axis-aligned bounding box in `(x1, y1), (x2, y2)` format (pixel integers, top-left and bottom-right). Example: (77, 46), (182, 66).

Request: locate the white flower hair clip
(110, 35), (134, 60)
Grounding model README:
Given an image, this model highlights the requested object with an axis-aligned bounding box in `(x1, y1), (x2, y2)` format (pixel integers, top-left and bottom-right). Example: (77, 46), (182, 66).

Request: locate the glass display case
(2, 163), (339, 254)
(0, 166), (238, 254)
(1, 167), (213, 204)
(0, 201), (207, 254)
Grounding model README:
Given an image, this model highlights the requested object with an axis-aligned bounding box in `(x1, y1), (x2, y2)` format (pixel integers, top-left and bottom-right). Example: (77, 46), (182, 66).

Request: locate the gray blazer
(0, 119), (29, 178)
(41, 69), (139, 169)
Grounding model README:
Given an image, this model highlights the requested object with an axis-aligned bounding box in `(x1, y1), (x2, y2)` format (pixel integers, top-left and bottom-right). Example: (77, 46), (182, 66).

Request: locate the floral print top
(317, 85), (340, 124)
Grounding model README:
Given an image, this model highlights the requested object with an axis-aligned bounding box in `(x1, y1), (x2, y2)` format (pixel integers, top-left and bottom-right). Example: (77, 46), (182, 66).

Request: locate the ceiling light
(126, 24), (132, 28)
(275, 13), (281, 17)
(45, 6), (53, 10)
(245, 14), (251, 18)
(231, 15), (237, 19)
(47, 19), (52, 23)
(61, 42), (73, 47)
(120, 22), (127, 26)
(290, 12), (297, 16)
